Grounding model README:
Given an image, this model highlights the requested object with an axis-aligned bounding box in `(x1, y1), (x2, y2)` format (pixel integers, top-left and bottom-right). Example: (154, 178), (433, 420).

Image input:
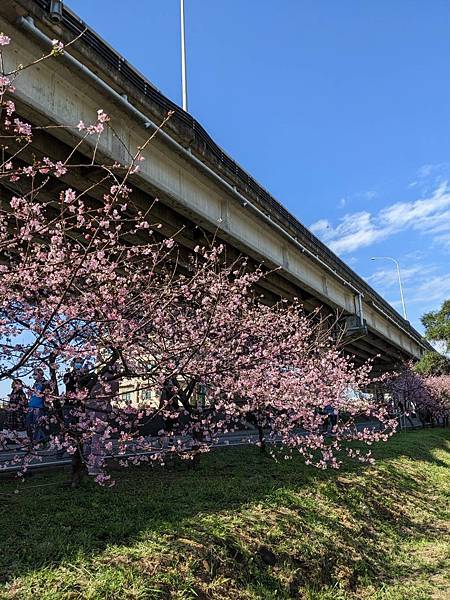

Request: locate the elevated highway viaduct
(0, 0), (433, 373)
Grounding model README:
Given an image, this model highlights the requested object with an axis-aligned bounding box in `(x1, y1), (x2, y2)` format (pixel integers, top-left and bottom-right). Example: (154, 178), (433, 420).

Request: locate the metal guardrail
(2, 417), (434, 475)
(25, 0), (429, 350)
(0, 420), (395, 474)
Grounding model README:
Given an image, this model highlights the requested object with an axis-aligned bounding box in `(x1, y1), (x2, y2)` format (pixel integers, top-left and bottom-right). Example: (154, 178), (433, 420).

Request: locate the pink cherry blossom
(13, 118), (32, 139)
(0, 33), (402, 486)
(97, 109), (110, 123)
(5, 100), (15, 116)
(54, 161), (67, 177)
(51, 39), (64, 53)
(64, 188), (77, 203)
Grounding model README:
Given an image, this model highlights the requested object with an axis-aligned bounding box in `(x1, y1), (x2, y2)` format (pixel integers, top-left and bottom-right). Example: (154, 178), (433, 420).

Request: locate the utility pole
(180, 0), (188, 111)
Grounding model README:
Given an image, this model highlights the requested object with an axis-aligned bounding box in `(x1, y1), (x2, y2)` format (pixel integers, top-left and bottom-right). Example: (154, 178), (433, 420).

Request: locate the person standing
(63, 358), (86, 425)
(63, 358), (97, 487)
(84, 363), (118, 477)
(159, 377), (180, 442)
(330, 406), (339, 433)
(26, 368), (50, 444)
(6, 379), (27, 440)
(323, 404), (338, 435)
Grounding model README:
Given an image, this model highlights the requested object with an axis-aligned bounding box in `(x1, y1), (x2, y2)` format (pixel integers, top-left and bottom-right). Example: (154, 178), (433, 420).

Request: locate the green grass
(1, 429), (449, 599)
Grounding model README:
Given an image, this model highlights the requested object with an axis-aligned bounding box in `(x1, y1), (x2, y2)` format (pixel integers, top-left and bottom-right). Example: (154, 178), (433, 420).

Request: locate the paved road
(1, 430), (264, 473)
(0, 419), (419, 475)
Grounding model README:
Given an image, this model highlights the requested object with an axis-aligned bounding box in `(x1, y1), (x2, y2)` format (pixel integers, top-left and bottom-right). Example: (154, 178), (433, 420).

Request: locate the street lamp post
(371, 256), (408, 320)
(180, 0), (188, 112)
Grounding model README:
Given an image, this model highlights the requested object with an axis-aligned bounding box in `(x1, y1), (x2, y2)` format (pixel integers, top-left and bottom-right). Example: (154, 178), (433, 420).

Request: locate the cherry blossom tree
(0, 33), (396, 485)
(386, 364), (450, 427)
(425, 375), (450, 426)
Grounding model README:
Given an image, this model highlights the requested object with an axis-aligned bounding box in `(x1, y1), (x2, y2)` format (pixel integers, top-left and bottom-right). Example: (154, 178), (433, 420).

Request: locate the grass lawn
(0, 429), (449, 599)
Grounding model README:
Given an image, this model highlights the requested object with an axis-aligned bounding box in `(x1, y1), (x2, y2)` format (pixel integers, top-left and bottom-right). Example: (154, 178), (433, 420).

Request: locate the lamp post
(180, 0), (188, 111)
(370, 256), (408, 320)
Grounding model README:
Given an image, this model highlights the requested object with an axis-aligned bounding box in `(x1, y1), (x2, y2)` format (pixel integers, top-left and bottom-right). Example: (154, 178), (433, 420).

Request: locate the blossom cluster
(386, 365), (450, 423)
(0, 32), (401, 485)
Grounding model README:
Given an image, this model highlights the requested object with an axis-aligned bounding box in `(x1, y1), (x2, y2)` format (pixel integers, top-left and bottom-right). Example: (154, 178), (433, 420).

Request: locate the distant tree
(425, 375), (450, 427)
(386, 364), (450, 428)
(386, 364), (431, 427)
(415, 351), (450, 377)
(421, 300), (450, 352)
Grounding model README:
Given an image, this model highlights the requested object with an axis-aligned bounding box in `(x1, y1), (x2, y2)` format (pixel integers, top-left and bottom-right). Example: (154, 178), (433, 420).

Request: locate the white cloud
(366, 265), (448, 333)
(403, 249), (427, 261)
(409, 163), (450, 190)
(379, 182), (450, 229)
(310, 182), (450, 255)
(310, 211), (387, 254)
(435, 231), (450, 250)
(417, 164), (435, 178)
(365, 265), (425, 288)
(309, 218), (331, 236)
(406, 274), (450, 304)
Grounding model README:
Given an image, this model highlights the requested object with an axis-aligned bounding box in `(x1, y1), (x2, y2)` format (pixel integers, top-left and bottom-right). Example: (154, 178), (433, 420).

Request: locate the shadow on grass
(0, 428), (449, 594)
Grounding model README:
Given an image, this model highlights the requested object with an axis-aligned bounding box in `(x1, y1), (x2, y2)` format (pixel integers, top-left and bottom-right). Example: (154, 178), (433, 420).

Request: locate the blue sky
(68, 0), (450, 333)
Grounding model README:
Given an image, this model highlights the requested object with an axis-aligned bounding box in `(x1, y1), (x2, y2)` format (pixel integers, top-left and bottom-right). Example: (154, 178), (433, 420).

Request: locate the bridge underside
(0, 118), (414, 377)
(0, 0), (431, 375)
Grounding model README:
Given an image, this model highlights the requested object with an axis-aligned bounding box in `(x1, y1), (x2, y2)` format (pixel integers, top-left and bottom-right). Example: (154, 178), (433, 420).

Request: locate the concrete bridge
(0, 0), (432, 372)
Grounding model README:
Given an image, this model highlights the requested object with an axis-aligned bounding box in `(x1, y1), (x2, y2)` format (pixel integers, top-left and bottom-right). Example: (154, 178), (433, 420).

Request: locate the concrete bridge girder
(0, 6), (429, 366)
